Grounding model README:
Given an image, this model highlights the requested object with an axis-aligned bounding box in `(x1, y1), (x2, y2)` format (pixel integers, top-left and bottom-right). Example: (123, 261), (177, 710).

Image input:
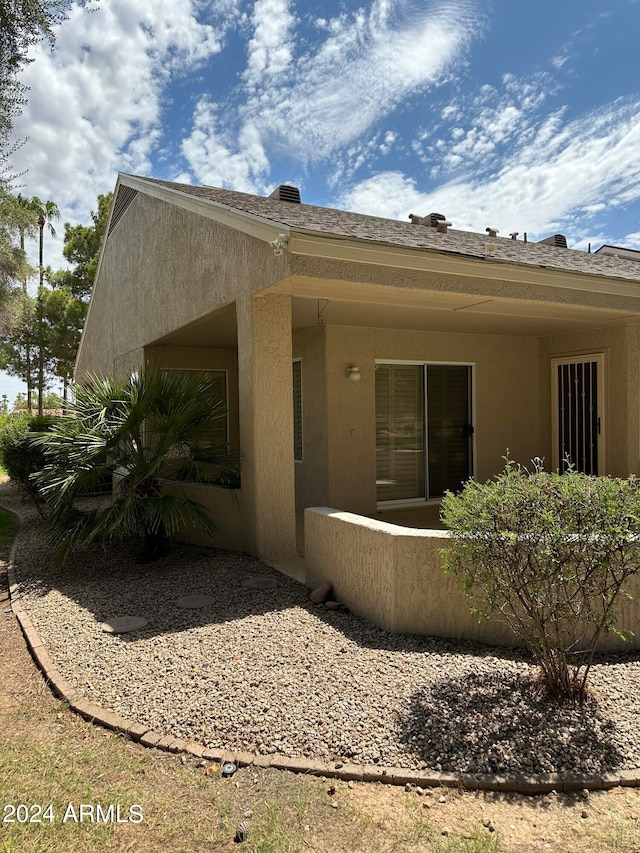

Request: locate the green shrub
(441, 457), (640, 702)
(0, 414), (58, 509)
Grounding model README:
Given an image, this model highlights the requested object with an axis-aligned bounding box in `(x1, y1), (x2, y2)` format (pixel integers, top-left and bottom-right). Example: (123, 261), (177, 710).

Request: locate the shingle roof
(133, 176), (640, 284)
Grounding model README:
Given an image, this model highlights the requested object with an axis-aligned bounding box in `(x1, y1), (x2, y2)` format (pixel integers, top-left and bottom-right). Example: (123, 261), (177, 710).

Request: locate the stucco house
(76, 173), (640, 646)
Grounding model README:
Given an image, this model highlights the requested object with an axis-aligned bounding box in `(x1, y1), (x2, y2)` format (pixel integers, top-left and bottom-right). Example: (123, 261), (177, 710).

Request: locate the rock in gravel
(309, 582), (332, 604)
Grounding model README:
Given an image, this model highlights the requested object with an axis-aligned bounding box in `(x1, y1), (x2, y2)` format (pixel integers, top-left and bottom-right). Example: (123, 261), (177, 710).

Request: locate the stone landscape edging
(5, 510), (640, 795)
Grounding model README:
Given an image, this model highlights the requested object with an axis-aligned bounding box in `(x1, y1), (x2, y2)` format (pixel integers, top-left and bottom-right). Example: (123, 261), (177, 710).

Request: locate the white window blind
(375, 363), (425, 501)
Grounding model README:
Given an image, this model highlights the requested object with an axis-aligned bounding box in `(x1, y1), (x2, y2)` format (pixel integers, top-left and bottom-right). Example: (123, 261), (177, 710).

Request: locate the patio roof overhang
(125, 174), (640, 346)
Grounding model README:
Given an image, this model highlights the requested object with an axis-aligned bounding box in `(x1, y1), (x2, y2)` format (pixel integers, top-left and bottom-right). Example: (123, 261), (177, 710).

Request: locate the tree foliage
(0, 411), (58, 510)
(0, 188), (33, 331)
(441, 457), (640, 703)
(34, 364), (241, 562)
(53, 192), (111, 299)
(1, 190), (105, 406)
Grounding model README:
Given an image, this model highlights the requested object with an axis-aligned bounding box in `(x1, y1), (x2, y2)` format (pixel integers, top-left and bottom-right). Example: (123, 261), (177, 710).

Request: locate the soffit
(289, 294), (639, 337)
(146, 289), (640, 347)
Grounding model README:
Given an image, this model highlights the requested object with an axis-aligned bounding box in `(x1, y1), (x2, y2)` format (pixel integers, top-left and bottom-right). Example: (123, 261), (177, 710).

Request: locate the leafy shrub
(34, 365), (240, 562)
(0, 414), (58, 510)
(441, 457), (640, 702)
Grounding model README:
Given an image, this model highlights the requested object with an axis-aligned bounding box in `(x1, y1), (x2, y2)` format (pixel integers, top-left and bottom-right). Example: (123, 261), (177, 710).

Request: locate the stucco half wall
(304, 507), (640, 651)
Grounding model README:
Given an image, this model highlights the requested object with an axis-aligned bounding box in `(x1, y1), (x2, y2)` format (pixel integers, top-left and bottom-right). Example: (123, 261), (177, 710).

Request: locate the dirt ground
(3, 539), (640, 851)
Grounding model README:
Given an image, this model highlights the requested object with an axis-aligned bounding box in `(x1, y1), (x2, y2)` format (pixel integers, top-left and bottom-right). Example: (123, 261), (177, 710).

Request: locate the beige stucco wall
(305, 507), (640, 651)
(539, 323), (640, 476)
(236, 293), (297, 560)
(293, 324), (541, 518)
(163, 482), (244, 551)
(77, 192), (290, 378)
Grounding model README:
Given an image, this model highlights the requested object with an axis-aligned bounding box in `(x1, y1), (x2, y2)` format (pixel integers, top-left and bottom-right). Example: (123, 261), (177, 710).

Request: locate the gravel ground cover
(5, 482), (640, 777)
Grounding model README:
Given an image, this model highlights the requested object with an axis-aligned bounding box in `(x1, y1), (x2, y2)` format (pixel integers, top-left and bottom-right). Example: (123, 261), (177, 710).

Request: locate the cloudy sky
(3, 0), (640, 401)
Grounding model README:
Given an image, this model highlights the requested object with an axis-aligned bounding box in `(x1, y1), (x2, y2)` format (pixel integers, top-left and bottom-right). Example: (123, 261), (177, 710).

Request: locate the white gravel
(5, 482), (640, 776)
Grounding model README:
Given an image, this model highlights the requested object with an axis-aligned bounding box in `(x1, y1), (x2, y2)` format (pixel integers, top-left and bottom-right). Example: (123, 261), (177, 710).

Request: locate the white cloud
(340, 97), (640, 243)
(180, 99), (269, 193)
(417, 72), (554, 179)
(180, 0), (481, 182)
(256, 0), (480, 161)
(10, 0), (230, 271)
(244, 0), (296, 89)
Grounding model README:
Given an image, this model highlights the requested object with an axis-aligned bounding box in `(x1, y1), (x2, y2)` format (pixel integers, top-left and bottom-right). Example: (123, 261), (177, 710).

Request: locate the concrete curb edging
(5, 508), (640, 795)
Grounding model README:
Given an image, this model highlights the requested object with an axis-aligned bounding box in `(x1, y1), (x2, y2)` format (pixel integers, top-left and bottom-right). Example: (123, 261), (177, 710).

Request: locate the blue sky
(3, 0), (640, 403)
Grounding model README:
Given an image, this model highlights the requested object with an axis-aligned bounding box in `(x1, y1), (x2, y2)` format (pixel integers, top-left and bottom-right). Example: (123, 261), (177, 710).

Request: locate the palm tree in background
(13, 194), (40, 410)
(34, 198), (60, 414)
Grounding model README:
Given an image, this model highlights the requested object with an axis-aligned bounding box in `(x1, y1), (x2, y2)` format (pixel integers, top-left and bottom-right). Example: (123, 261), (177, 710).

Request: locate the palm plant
(34, 364), (240, 562)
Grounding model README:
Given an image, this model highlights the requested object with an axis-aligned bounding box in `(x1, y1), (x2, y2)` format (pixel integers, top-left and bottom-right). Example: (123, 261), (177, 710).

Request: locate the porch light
(347, 366), (361, 382)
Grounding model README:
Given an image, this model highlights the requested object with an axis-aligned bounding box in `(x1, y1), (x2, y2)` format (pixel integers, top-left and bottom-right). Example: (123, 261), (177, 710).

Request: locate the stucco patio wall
(164, 483), (245, 552)
(304, 507), (640, 651)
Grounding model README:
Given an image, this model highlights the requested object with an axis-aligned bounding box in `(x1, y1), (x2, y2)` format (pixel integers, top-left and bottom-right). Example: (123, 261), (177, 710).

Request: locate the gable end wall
(76, 191), (290, 377)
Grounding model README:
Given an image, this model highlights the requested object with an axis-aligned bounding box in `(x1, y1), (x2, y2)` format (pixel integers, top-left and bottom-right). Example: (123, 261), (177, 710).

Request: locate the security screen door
(552, 355), (603, 475)
(375, 363), (473, 502)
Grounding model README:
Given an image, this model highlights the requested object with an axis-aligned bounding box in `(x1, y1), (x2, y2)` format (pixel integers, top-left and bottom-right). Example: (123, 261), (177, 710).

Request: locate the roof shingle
(131, 175), (640, 284)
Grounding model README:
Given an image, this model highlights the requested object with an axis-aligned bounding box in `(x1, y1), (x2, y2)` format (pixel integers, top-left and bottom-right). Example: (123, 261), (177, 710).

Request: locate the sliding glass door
(376, 362), (473, 502)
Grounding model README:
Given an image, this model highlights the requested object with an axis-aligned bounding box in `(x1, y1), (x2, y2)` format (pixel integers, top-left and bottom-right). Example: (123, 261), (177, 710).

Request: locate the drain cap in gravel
(240, 576), (277, 590)
(100, 616), (149, 634)
(175, 594), (216, 609)
(221, 762), (237, 778)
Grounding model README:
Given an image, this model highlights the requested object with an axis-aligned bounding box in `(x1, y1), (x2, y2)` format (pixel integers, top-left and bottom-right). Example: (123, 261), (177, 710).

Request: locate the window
(293, 359), (303, 461)
(375, 362), (473, 503)
(170, 369), (228, 448)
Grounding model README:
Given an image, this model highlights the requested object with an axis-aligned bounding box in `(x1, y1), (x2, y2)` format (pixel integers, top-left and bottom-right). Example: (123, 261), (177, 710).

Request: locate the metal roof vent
(108, 186), (138, 236)
(538, 233), (568, 249)
(427, 212), (446, 228)
(486, 226), (499, 238)
(409, 213), (447, 228)
(269, 184), (301, 203)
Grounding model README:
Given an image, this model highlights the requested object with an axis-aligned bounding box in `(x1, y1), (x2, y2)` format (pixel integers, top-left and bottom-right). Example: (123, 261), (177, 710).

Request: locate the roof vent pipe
(436, 219), (452, 233)
(510, 232), (519, 240)
(486, 227), (499, 238)
(268, 184), (301, 203)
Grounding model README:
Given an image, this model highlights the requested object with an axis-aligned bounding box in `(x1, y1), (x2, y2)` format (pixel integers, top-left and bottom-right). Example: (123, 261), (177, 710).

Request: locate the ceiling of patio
(149, 285), (640, 349)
